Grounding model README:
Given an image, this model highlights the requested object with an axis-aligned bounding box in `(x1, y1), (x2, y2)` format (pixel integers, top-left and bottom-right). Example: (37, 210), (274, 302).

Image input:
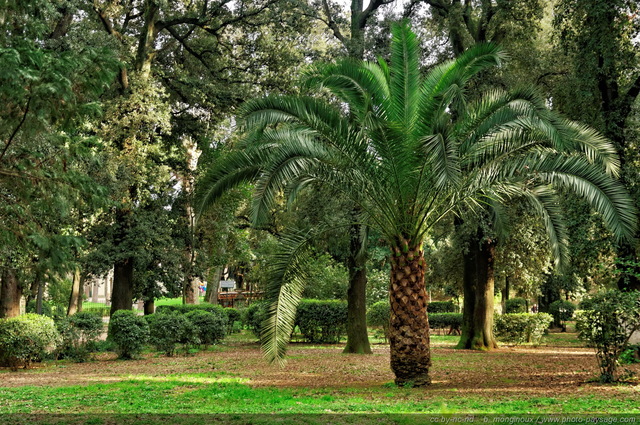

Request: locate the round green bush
(548, 300), (576, 327)
(576, 290), (640, 382)
(108, 310), (150, 359)
(505, 298), (528, 314)
(0, 313), (61, 369)
(243, 302), (269, 339)
(224, 308), (241, 333)
(185, 309), (227, 346)
(494, 313), (552, 345)
(147, 312), (199, 356)
(57, 311), (104, 362)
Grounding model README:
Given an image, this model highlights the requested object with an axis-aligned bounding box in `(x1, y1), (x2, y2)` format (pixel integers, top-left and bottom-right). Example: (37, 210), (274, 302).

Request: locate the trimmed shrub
(148, 312), (200, 356)
(296, 299), (347, 343)
(505, 298), (528, 314)
(576, 290), (640, 383)
(156, 303), (225, 316)
(26, 300), (66, 321)
(224, 308), (241, 334)
(548, 300), (576, 328)
(243, 302), (269, 339)
(495, 313), (552, 345)
(0, 314), (61, 369)
(108, 310), (150, 359)
(429, 313), (463, 334)
(427, 301), (456, 313)
(185, 310), (227, 346)
(367, 300), (390, 341)
(57, 311), (104, 362)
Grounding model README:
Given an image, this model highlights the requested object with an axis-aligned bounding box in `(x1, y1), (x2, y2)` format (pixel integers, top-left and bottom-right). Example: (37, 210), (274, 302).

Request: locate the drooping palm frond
(260, 229), (316, 365)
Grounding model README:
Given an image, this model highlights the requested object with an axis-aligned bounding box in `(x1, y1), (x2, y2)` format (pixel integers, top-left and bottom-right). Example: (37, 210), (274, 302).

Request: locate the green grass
(0, 374), (637, 415)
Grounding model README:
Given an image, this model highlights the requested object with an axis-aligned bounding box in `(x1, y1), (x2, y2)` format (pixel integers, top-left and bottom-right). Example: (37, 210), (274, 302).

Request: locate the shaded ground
(1, 332), (638, 402)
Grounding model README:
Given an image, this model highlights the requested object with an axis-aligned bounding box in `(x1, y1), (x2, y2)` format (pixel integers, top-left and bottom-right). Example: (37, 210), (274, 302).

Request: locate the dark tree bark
(110, 258), (134, 315)
(457, 227), (499, 350)
(0, 268), (22, 318)
(501, 275), (510, 314)
(204, 266), (223, 304)
(67, 268), (84, 316)
(144, 297), (155, 315)
(389, 242), (430, 387)
(343, 224), (372, 354)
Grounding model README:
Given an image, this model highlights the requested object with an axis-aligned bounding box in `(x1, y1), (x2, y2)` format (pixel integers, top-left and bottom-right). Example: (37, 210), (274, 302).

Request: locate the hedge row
(494, 313), (553, 345)
(296, 299), (347, 343)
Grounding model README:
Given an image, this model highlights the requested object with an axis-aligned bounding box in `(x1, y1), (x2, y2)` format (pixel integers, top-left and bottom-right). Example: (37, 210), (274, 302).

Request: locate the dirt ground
(1, 334), (638, 400)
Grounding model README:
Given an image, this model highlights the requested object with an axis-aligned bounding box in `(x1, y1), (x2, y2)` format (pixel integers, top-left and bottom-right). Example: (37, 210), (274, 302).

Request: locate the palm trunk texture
(389, 246), (431, 386)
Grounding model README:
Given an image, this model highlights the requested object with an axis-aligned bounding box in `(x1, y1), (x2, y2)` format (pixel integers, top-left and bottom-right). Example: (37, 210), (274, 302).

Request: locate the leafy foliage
(242, 302), (270, 339)
(429, 313), (464, 332)
(107, 310), (150, 360)
(185, 310), (227, 346)
(505, 298), (528, 314)
(426, 301), (457, 313)
(56, 311), (104, 362)
(147, 312), (200, 356)
(548, 300), (576, 327)
(295, 299), (348, 344)
(0, 314), (61, 369)
(494, 313), (553, 345)
(367, 300), (390, 341)
(576, 290), (640, 382)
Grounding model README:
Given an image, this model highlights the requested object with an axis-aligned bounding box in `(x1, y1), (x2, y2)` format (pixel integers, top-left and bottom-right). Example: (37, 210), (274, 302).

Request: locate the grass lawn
(0, 330), (638, 424)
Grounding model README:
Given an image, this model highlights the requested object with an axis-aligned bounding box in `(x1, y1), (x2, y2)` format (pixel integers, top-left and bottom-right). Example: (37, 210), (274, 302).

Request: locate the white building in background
(83, 268), (114, 305)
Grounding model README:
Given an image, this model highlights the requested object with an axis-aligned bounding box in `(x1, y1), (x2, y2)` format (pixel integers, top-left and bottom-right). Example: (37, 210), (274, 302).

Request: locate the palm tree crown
(197, 22), (635, 386)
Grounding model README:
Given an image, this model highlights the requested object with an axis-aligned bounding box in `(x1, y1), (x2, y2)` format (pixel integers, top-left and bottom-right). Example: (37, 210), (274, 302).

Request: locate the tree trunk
(110, 258), (134, 315)
(67, 268), (84, 316)
(36, 279), (44, 315)
(389, 243), (431, 387)
(204, 266), (222, 304)
(144, 297), (155, 315)
(343, 224), (372, 354)
(501, 275), (510, 314)
(182, 137), (201, 305)
(0, 268), (22, 318)
(457, 228), (499, 350)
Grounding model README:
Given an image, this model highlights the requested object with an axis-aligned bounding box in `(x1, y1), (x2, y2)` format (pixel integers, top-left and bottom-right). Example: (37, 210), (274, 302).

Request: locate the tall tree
(553, 0), (640, 290)
(198, 23), (634, 385)
(0, 0), (116, 317)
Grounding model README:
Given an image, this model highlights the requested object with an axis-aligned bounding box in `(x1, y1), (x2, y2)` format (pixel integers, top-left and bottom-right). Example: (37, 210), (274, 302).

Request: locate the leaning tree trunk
(204, 266), (222, 304)
(67, 268), (84, 316)
(110, 258), (134, 315)
(389, 242), (431, 387)
(457, 228), (499, 350)
(0, 268), (22, 318)
(343, 223), (372, 354)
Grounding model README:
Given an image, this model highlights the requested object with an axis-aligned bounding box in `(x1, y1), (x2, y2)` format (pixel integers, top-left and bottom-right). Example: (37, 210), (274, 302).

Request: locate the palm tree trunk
(389, 244), (431, 387)
(457, 227), (498, 350)
(343, 223), (372, 354)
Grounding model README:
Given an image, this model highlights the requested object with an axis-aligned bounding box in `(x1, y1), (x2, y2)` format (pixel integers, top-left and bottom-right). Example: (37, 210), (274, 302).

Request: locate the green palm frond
(261, 229), (316, 364)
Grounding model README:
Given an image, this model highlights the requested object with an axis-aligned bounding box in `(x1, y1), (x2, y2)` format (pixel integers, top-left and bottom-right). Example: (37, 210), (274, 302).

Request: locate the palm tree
(197, 22), (635, 386)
